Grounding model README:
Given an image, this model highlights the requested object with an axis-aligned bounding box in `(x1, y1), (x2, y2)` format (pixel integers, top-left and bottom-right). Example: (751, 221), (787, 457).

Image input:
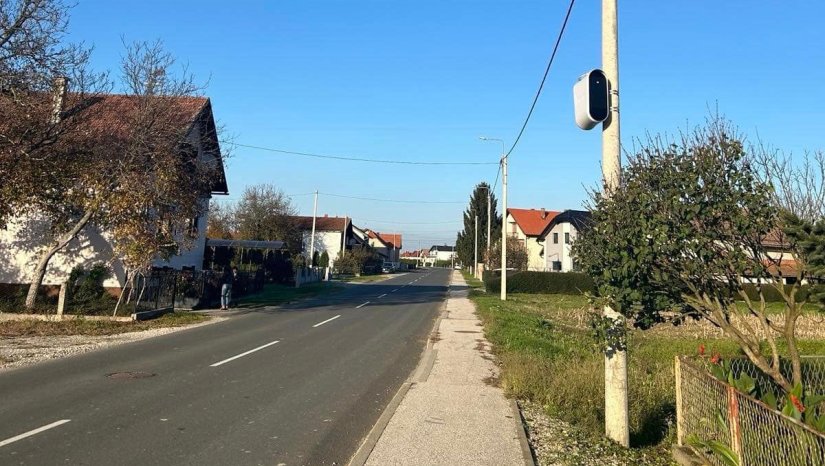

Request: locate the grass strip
(470, 291), (825, 463)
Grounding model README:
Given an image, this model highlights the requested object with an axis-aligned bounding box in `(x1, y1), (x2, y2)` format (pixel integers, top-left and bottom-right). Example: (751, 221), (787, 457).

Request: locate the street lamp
(480, 136), (507, 301)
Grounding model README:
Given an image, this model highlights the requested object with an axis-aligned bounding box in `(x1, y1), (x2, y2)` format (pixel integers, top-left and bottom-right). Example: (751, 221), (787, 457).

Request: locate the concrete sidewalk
(351, 271), (532, 466)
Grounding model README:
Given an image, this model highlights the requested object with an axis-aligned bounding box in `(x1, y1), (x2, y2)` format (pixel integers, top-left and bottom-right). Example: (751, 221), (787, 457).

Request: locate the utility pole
(487, 191), (492, 261)
(500, 155), (508, 301)
(474, 214), (479, 277)
(309, 190), (318, 267)
(602, 0), (629, 447)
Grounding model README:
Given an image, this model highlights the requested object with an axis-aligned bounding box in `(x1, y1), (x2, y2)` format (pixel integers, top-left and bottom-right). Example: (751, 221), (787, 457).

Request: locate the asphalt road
(0, 267), (451, 466)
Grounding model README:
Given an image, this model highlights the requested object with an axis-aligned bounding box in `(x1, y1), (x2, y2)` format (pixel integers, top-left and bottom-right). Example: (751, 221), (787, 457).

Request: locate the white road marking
(313, 315), (341, 327)
(0, 420), (71, 448)
(210, 340), (280, 367)
(377, 293), (387, 298)
(356, 301), (370, 309)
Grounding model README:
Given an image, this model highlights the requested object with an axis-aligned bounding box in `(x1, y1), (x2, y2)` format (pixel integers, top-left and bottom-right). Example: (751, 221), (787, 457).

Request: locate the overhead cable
(504, 0), (576, 159)
(227, 142), (498, 166)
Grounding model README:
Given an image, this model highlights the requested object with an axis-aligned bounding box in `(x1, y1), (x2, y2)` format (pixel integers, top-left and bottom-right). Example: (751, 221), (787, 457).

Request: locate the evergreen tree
(456, 182), (501, 267)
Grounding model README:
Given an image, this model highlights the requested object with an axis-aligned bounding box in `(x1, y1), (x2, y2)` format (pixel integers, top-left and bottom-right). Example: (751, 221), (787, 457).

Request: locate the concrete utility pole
(309, 190), (319, 267)
(500, 154), (508, 300)
(602, 0), (629, 447)
(474, 214), (479, 277)
(480, 136), (507, 300)
(487, 192), (492, 260)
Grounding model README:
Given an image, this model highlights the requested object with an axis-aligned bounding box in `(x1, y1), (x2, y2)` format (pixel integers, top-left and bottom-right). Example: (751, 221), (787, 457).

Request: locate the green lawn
(460, 270), (484, 289)
(236, 282), (342, 308)
(470, 291), (825, 463)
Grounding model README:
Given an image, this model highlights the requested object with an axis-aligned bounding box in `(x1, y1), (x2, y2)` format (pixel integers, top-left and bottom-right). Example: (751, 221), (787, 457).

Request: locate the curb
(511, 399), (537, 466)
(346, 274), (451, 466)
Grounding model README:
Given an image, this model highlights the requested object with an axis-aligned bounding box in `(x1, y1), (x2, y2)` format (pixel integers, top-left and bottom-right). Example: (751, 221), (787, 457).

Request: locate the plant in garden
(485, 237), (529, 271)
(698, 349), (825, 433)
(573, 115), (824, 394)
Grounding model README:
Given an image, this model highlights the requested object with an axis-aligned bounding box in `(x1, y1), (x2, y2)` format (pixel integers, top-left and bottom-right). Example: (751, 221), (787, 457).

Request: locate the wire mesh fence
(677, 356), (825, 466)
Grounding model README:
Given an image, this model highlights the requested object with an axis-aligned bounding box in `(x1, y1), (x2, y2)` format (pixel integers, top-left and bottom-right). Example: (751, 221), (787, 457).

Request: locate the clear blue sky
(66, 1), (825, 250)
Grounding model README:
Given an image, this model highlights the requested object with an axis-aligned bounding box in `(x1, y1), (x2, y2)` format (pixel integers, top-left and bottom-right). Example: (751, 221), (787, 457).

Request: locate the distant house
(0, 94), (228, 291)
(428, 245), (456, 266)
(505, 208), (559, 271)
(292, 215), (353, 268)
(537, 210), (591, 272)
(365, 230), (402, 263)
(401, 248), (429, 267)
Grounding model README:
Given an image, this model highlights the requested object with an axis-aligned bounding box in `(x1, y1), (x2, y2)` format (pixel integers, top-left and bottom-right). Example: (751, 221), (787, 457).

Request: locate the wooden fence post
(727, 385), (744, 465)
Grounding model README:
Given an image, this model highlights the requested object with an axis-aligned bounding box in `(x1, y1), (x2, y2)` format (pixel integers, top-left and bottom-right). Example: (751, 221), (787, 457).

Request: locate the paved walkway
(356, 271), (531, 466)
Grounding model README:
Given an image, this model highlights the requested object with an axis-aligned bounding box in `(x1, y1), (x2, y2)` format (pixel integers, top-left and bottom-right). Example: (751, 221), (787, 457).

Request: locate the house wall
(0, 199), (210, 289)
(505, 213), (544, 271)
(302, 230), (344, 267)
(543, 222), (578, 272)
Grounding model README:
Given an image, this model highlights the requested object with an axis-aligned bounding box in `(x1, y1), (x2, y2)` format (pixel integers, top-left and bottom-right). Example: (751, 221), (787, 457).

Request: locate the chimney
(51, 76), (68, 124)
(541, 208), (546, 219)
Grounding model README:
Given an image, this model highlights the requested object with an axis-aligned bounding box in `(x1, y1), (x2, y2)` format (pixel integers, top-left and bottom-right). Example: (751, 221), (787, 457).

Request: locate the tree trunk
(24, 210), (95, 309)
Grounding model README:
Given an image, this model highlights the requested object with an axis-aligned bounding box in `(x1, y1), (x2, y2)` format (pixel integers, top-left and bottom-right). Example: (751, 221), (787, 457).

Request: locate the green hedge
(483, 271), (595, 295)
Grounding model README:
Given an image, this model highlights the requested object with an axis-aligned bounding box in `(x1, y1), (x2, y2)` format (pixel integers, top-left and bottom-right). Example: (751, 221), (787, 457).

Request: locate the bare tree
(233, 184), (301, 252)
(0, 0), (107, 225)
(207, 201), (236, 240)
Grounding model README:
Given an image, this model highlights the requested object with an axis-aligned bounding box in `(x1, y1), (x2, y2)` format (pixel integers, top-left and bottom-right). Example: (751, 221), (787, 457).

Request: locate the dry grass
(471, 290), (825, 456)
(0, 312), (207, 337)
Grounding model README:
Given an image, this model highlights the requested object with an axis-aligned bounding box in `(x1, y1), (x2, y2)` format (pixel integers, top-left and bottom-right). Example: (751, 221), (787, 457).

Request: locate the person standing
(220, 266), (233, 310)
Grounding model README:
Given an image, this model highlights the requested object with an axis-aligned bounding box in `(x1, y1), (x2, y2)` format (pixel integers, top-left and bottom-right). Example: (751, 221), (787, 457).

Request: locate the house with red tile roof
(0, 92), (228, 290)
(365, 230), (403, 263)
(505, 208), (560, 271)
(291, 215), (356, 269)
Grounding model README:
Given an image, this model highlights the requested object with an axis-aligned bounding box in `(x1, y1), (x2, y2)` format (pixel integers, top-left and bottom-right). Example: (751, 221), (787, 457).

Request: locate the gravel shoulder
(520, 400), (675, 466)
(0, 316), (226, 371)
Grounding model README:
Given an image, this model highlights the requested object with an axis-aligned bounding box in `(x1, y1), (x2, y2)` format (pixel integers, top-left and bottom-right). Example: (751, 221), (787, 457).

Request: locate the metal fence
(676, 356), (825, 466)
(126, 268), (266, 312)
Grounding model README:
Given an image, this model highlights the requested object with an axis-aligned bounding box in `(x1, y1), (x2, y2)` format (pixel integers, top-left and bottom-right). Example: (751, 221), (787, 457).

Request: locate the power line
(227, 142), (498, 166)
(352, 218), (461, 225)
(491, 160), (502, 193)
(504, 0), (576, 159)
(320, 192), (464, 204)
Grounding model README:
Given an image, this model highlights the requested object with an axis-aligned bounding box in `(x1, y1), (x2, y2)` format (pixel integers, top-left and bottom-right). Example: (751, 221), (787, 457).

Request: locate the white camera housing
(573, 69), (609, 130)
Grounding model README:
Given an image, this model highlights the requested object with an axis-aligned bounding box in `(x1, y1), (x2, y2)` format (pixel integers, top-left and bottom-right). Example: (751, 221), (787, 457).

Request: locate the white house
(505, 208), (559, 271)
(537, 210), (591, 272)
(0, 94), (228, 291)
(426, 245), (456, 266)
(295, 215), (354, 268)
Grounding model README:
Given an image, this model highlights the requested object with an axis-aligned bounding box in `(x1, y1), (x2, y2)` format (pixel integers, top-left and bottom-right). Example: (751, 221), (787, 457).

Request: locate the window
(564, 232), (570, 244)
(552, 261), (562, 271)
(187, 215), (199, 238)
(553, 233), (558, 244)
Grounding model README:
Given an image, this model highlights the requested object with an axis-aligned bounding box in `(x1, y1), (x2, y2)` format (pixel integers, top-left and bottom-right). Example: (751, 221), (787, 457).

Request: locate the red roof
(508, 208), (560, 237)
(292, 216), (350, 231)
(367, 230), (402, 249)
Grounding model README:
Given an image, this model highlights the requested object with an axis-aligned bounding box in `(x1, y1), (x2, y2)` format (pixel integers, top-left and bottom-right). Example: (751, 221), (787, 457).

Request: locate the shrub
(70, 264), (110, 302)
(484, 271), (595, 295)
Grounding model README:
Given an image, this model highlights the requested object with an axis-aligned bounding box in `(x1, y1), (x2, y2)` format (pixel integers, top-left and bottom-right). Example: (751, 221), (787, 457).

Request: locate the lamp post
(480, 136), (507, 300)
